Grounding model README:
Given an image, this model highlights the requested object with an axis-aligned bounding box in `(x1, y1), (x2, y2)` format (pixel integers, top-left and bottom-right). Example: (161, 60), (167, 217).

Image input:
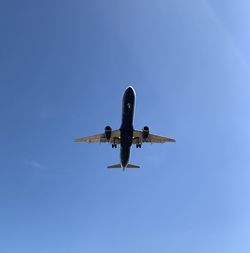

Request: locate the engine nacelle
(105, 126), (112, 140)
(142, 126), (149, 139)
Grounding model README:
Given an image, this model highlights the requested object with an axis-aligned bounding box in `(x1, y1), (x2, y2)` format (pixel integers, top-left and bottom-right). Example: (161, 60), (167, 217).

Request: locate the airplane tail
(107, 164), (140, 169)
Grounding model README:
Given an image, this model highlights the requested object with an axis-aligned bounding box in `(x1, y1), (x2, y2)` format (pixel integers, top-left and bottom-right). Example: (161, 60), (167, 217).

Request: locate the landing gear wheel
(139, 144), (142, 148)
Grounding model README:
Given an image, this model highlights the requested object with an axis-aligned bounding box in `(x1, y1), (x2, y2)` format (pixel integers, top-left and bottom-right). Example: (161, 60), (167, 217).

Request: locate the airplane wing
(74, 130), (120, 144)
(133, 130), (176, 144)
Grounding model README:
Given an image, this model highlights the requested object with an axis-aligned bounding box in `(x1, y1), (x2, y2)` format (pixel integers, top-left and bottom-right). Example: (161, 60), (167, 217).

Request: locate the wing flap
(74, 129), (121, 144)
(74, 133), (106, 143)
(133, 130), (176, 144)
(147, 133), (176, 143)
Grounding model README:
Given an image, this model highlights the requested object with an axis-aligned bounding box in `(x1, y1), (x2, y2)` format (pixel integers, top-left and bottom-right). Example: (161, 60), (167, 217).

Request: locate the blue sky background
(1, 0), (250, 252)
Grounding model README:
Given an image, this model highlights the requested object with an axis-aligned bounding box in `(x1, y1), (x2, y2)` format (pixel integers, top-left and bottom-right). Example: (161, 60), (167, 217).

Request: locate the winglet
(74, 138), (84, 142)
(166, 137), (176, 143)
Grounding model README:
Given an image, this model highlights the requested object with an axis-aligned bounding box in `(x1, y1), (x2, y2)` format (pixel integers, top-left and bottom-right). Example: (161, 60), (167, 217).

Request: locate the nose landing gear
(112, 144), (117, 148)
(136, 144), (142, 148)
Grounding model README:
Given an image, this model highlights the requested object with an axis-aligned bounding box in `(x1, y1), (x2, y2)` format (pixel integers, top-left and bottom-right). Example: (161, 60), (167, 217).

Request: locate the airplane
(74, 86), (176, 171)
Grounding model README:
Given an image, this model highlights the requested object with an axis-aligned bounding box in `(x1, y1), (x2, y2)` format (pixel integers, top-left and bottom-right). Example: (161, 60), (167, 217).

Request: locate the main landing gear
(112, 144), (117, 148)
(136, 144), (142, 148)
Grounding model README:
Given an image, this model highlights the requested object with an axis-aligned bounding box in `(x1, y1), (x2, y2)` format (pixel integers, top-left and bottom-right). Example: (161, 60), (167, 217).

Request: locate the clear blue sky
(1, 0), (250, 252)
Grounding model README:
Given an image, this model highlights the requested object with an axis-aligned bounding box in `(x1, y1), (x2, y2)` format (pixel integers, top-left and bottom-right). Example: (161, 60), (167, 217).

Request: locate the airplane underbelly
(120, 146), (130, 167)
(120, 128), (133, 147)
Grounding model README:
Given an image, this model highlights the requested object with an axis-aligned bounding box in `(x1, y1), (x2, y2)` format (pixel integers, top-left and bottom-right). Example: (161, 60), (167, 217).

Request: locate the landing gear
(136, 144), (142, 148)
(112, 144), (117, 148)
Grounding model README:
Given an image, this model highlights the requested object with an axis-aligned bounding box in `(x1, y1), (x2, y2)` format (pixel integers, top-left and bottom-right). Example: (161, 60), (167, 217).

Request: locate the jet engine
(104, 126), (112, 140)
(142, 126), (149, 139)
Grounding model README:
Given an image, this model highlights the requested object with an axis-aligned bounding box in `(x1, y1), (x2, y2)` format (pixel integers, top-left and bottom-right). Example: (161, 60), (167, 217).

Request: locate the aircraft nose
(126, 86), (135, 96)
(127, 86), (134, 92)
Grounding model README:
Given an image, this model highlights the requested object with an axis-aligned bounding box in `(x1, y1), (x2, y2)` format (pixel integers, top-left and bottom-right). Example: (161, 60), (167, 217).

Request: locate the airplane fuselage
(119, 86), (135, 169)
(74, 85), (176, 169)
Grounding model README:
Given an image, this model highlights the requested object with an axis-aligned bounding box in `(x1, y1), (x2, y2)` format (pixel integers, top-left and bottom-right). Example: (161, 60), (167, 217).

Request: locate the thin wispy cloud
(27, 160), (44, 169)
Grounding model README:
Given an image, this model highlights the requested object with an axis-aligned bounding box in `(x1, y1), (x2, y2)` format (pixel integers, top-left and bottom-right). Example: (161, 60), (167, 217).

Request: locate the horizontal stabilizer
(126, 164), (140, 168)
(107, 164), (140, 169)
(107, 164), (121, 168)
